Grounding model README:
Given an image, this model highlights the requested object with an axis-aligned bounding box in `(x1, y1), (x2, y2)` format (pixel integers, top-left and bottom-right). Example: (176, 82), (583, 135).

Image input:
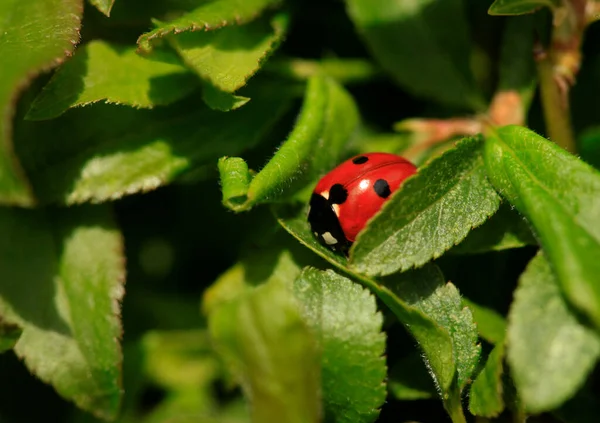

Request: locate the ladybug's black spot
(373, 179), (391, 198)
(352, 156), (369, 164)
(329, 184), (348, 204)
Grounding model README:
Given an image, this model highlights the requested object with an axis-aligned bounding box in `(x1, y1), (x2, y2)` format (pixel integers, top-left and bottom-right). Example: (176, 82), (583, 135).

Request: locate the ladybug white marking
(332, 204), (340, 217)
(322, 232), (338, 245)
(320, 190), (330, 200)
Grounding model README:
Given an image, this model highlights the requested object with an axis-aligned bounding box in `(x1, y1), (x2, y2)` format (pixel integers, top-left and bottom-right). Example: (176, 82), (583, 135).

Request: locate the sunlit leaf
(26, 40), (198, 120)
(485, 125), (600, 330)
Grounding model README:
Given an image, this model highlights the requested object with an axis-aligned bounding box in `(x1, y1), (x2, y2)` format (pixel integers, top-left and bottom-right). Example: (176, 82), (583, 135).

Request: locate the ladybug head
(307, 193), (351, 254)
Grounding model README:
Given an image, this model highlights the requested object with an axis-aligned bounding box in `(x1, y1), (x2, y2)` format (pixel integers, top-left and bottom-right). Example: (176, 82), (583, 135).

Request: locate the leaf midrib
(494, 134), (600, 246)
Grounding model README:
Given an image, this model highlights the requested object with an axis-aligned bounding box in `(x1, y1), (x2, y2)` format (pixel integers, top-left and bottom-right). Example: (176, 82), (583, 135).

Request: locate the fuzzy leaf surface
(507, 252), (600, 413)
(294, 268), (386, 423)
(0, 0), (82, 205)
(275, 204), (469, 404)
(0, 206), (125, 419)
(137, 0), (281, 54)
(219, 76), (358, 211)
(345, 0), (483, 109)
(383, 267), (480, 391)
(351, 137), (501, 277)
(209, 279), (320, 423)
(485, 125), (600, 330)
(26, 40), (197, 120)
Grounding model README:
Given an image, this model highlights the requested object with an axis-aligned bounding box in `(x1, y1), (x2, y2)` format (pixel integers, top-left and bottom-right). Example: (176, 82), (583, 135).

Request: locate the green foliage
(450, 204), (536, 255)
(2, 1), (600, 423)
(209, 278), (321, 423)
(0, 0), (82, 205)
(350, 137), (501, 276)
(469, 344), (505, 417)
(219, 76), (359, 211)
(345, 0), (484, 110)
(275, 206), (477, 418)
(0, 205), (124, 419)
(17, 81), (294, 204)
(88, 0), (115, 16)
(485, 125), (600, 330)
(293, 268), (386, 423)
(137, 0), (282, 54)
(26, 40), (198, 120)
(170, 13), (288, 104)
(507, 252), (600, 413)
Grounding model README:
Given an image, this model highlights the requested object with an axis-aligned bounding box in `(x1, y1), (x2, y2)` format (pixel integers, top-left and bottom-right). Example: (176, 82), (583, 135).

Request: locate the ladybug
(308, 153), (417, 253)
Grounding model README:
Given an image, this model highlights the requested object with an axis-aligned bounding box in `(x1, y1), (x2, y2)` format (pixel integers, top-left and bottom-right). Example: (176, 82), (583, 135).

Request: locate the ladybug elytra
(308, 153), (417, 253)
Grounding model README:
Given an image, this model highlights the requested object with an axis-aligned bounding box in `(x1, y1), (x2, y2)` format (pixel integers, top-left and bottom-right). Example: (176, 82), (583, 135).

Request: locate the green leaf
(202, 248), (302, 316)
(383, 267), (480, 392)
(219, 76), (359, 211)
(462, 298), (507, 345)
(469, 344), (505, 417)
(388, 353), (437, 400)
(488, 0), (559, 15)
(142, 330), (220, 391)
(88, 0), (114, 16)
(451, 204), (536, 255)
(209, 279), (320, 423)
(484, 125), (600, 330)
(202, 83), (250, 112)
(0, 319), (21, 353)
(293, 268), (386, 423)
(137, 0), (282, 55)
(350, 136), (501, 277)
(26, 40), (198, 120)
(507, 252), (600, 413)
(0, 0), (82, 205)
(0, 205), (125, 419)
(345, 0), (483, 109)
(275, 204), (477, 419)
(264, 58), (380, 85)
(15, 80), (294, 204)
(171, 13), (287, 95)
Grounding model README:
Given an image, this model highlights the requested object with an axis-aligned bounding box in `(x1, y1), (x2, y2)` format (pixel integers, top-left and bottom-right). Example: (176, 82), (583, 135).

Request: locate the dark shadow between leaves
(356, 0), (481, 111)
(380, 264), (444, 307)
(147, 73), (200, 106)
(0, 208), (70, 336)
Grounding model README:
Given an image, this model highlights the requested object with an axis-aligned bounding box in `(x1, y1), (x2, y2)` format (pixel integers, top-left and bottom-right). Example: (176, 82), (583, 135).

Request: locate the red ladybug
(308, 153), (417, 252)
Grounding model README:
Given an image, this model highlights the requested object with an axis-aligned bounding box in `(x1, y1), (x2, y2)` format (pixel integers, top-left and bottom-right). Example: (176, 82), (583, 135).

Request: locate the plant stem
(536, 54), (577, 153)
(444, 392), (467, 423)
